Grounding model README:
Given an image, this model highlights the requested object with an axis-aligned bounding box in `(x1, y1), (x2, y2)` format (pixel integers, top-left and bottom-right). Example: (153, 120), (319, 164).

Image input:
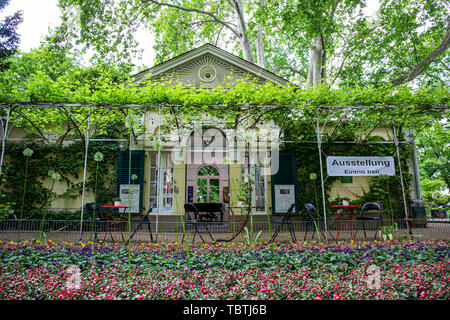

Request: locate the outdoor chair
(271, 203), (297, 242)
(304, 203), (335, 241)
(182, 203), (214, 243)
(355, 202), (383, 240)
(126, 207), (153, 245)
(83, 203), (105, 241)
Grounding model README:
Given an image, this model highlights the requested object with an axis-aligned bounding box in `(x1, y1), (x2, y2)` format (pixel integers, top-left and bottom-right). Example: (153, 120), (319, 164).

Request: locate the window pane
(163, 171), (173, 195)
(198, 165), (219, 176)
(149, 183), (157, 196)
(149, 151), (157, 165)
(149, 151), (174, 213)
(149, 196), (157, 209)
(161, 197), (173, 212)
(255, 197), (265, 211)
(255, 166), (266, 211)
(210, 179), (219, 187)
(150, 168), (157, 183)
(210, 179), (220, 203)
(197, 178), (208, 203)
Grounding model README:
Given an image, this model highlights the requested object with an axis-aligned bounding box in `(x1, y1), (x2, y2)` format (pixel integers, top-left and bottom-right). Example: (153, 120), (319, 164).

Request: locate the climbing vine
(0, 130), (121, 219)
(281, 116), (415, 220)
(0, 79), (447, 222)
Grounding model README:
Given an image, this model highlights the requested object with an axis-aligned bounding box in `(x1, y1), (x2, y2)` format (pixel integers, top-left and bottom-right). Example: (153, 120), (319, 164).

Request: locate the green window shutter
(271, 151), (299, 215)
(117, 150), (145, 214)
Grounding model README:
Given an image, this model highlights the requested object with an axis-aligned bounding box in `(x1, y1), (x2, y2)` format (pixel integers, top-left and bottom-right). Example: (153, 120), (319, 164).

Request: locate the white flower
(23, 148), (33, 157)
(131, 174), (138, 181)
(94, 151), (104, 162)
(51, 172), (61, 181)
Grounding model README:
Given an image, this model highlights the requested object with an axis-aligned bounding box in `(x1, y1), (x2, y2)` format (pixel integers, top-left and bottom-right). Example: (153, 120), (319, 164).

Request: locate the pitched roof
(133, 43), (289, 86)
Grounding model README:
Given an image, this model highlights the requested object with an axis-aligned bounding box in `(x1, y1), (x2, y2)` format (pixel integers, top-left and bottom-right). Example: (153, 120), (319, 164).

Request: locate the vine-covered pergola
(0, 79), (448, 241)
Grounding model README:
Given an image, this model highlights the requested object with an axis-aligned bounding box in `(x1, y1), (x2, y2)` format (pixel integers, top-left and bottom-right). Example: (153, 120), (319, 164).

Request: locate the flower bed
(0, 240), (448, 300)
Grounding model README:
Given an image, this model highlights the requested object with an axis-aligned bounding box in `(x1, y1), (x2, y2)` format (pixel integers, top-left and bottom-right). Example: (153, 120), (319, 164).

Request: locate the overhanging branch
(390, 16), (450, 87)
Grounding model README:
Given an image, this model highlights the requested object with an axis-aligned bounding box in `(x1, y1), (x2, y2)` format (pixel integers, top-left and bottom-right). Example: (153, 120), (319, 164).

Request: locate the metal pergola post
(393, 125), (412, 235)
(0, 106), (11, 176)
(315, 113), (329, 241)
(79, 107), (92, 239)
(156, 105), (161, 238)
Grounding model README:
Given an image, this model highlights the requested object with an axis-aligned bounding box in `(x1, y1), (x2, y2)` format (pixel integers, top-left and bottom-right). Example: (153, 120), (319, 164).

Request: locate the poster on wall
(187, 186), (194, 203)
(326, 156), (395, 176)
(119, 184), (140, 213)
(274, 184), (295, 213)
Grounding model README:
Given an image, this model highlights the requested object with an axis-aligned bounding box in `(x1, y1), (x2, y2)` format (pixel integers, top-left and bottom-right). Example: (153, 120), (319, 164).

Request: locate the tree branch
(390, 16), (450, 87)
(332, 25), (380, 84)
(273, 65), (307, 79)
(140, 0), (240, 38)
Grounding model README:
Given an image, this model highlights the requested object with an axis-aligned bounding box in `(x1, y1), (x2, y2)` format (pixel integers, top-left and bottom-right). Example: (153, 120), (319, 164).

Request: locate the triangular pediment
(133, 44), (288, 88)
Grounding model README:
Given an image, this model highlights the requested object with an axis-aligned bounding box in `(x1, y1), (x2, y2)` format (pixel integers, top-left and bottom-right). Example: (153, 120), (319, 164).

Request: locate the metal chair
(182, 203), (214, 243)
(271, 203), (297, 242)
(83, 203), (104, 242)
(355, 202), (383, 240)
(304, 203), (335, 241)
(126, 207), (153, 244)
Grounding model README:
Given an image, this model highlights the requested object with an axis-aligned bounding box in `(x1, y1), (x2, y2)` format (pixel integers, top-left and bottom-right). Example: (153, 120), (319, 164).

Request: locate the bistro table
(101, 205), (129, 242)
(191, 203), (224, 222)
(331, 205), (360, 241)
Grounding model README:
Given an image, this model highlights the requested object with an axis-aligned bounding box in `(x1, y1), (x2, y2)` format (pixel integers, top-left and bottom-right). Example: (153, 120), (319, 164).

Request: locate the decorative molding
(133, 43), (289, 87)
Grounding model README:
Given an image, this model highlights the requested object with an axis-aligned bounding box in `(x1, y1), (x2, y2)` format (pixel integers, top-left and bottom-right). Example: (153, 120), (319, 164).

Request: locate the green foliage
(0, 74), (448, 123)
(421, 178), (449, 209)
(243, 226), (263, 245)
(0, 0), (23, 70)
(55, 0), (449, 86)
(0, 28), (447, 223)
(416, 121), (449, 210)
(0, 138), (120, 218)
(282, 117), (415, 219)
(379, 222), (398, 241)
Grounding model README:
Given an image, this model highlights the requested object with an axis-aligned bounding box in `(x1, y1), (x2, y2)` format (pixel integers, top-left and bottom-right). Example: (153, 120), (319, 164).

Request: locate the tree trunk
(307, 36), (326, 85)
(230, 0), (254, 64)
(255, 0), (266, 68)
(256, 24), (265, 68)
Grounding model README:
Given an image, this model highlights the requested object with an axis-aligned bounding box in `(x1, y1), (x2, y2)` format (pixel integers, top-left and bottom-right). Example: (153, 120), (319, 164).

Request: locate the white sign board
(274, 184), (295, 213)
(326, 156), (395, 176)
(119, 184), (140, 213)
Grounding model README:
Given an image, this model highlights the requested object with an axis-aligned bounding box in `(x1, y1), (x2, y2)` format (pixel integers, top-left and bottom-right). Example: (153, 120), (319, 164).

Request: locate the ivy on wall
(0, 134), (120, 219)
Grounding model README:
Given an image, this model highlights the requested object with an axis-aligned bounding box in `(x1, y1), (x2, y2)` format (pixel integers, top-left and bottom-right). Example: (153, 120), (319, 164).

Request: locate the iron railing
(0, 218), (448, 244)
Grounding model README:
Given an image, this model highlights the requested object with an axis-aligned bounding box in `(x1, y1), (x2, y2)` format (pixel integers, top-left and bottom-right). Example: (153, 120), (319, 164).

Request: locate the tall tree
(0, 0), (23, 69)
(56, 0), (449, 86)
(57, 0), (263, 66)
(334, 0), (450, 87)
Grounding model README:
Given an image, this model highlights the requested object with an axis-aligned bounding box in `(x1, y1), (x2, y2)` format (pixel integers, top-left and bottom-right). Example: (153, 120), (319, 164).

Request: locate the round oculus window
(198, 65), (217, 83)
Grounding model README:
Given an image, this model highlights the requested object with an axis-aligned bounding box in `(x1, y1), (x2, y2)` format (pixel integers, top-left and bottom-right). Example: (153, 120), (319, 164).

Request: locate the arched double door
(186, 127), (228, 204)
